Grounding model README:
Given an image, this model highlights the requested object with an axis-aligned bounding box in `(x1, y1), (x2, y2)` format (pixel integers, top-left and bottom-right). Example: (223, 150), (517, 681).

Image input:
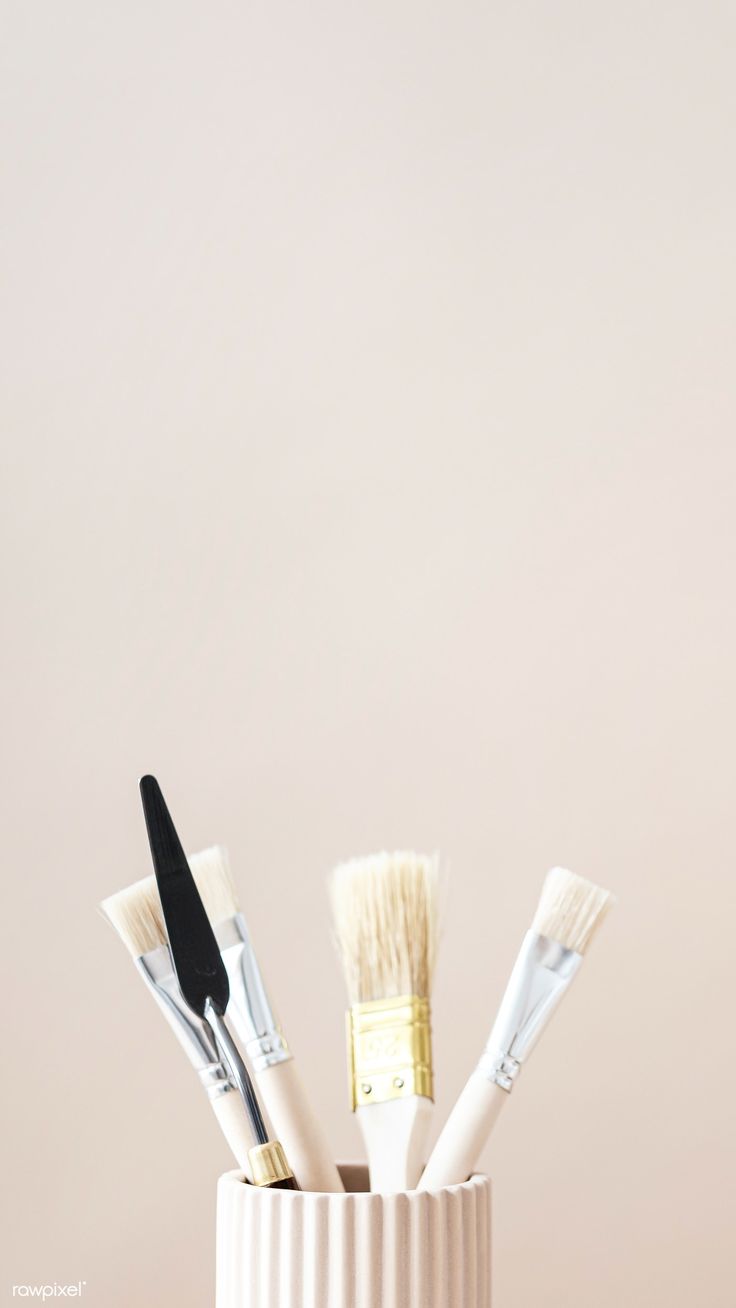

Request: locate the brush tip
(330, 850), (440, 1005)
(100, 875), (167, 958)
(188, 845), (239, 923)
(532, 866), (614, 954)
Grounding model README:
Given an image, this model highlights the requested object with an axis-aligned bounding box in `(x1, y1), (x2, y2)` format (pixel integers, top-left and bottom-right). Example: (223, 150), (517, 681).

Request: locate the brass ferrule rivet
(361, 1083), (372, 1095)
(393, 1077), (404, 1089)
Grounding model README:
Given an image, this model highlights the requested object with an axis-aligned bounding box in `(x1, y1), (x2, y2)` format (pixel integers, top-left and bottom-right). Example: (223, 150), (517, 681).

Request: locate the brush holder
(216, 1163), (491, 1307)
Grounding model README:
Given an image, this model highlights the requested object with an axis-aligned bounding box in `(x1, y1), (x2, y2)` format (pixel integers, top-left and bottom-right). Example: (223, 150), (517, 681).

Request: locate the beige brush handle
(255, 1058), (344, 1193)
(211, 1091), (254, 1179)
(357, 1094), (433, 1193)
(418, 1073), (507, 1191)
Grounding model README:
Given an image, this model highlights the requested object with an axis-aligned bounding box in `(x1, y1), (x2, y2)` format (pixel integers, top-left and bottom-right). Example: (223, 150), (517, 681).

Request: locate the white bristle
(188, 845), (239, 924)
(532, 866), (614, 954)
(329, 851), (439, 1005)
(100, 875), (167, 958)
(100, 845), (238, 959)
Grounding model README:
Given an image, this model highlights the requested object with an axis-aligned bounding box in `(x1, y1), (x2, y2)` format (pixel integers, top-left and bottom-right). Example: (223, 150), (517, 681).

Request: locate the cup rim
(218, 1162), (491, 1200)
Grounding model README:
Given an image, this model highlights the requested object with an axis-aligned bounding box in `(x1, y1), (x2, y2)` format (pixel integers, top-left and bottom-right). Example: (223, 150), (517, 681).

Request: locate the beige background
(2, 2), (735, 1305)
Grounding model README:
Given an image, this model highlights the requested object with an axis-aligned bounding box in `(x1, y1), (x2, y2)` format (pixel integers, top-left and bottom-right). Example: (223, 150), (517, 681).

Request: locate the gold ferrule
(249, 1141), (294, 1187)
(347, 994), (433, 1110)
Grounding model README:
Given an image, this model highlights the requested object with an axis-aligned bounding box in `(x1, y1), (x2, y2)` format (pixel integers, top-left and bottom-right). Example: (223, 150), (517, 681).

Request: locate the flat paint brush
(188, 846), (343, 1194)
(100, 876), (255, 1176)
(419, 866), (613, 1191)
(330, 851), (439, 1193)
(140, 775), (299, 1190)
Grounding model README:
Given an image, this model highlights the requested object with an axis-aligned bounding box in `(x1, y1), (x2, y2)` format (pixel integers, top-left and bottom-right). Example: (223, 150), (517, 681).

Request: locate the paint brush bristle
(100, 846), (237, 959)
(100, 876), (167, 957)
(188, 846), (239, 924)
(532, 866), (613, 955)
(330, 851), (439, 1005)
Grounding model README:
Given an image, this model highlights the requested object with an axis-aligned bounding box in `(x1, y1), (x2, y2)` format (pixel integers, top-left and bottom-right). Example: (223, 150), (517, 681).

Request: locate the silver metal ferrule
(477, 930), (583, 1092)
(214, 914), (292, 1073)
(136, 944), (237, 1101)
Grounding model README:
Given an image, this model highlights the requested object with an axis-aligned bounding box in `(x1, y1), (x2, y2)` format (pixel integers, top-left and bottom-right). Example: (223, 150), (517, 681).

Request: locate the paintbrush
(418, 866), (613, 1190)
(330, 851), (439, 1193)
(188, 846), (343, 1193)
(140, 774), (299, 1190)
(100, 875), (255, 1176)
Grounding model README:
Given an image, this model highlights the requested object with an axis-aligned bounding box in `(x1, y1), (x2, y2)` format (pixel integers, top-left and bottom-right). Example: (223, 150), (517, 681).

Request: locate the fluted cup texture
(216, 1164), (491, 1308)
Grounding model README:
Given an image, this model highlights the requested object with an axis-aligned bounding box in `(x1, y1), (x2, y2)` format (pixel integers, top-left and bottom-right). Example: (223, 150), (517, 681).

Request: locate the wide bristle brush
(330, 851), (439, 1193)
(419, 866), (613, 1190)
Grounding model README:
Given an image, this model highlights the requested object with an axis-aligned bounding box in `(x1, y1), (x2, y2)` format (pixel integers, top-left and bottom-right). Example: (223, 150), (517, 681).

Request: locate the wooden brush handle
(211, 1091), (255, 1179)
(418, 1074), (507, 1191)
(357, 1095), (433, 1193)
(256, 1059), (344, 1193)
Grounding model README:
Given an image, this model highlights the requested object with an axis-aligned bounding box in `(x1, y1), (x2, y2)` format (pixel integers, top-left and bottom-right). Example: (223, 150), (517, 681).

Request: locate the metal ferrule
(347, 994), (433, 1110)
(135, 944), (237, 1100)
(477, 930), (583, 1092)
(214, 915), (292, 1074)
(249, 1141), (294, 1187)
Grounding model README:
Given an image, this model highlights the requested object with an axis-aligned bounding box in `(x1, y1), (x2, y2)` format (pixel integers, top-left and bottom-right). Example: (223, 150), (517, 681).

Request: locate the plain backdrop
(2, 2), (735, 1305)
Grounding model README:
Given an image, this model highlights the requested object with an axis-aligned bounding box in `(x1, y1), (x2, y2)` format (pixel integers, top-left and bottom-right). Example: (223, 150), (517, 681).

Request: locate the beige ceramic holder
(216, 1163), (491, 1307)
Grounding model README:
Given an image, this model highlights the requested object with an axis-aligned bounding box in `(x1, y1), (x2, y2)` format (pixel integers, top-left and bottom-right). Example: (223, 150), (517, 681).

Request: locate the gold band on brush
(347, 994), (433, 1109)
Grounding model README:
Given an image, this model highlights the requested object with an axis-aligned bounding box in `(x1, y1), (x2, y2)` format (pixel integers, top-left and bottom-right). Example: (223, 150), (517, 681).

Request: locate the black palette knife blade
(139, 773), (228, 1018)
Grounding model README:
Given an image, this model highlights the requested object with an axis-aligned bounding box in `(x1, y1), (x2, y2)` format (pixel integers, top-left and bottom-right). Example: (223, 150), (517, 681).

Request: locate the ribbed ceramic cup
(216, 1163), (491, 1308)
